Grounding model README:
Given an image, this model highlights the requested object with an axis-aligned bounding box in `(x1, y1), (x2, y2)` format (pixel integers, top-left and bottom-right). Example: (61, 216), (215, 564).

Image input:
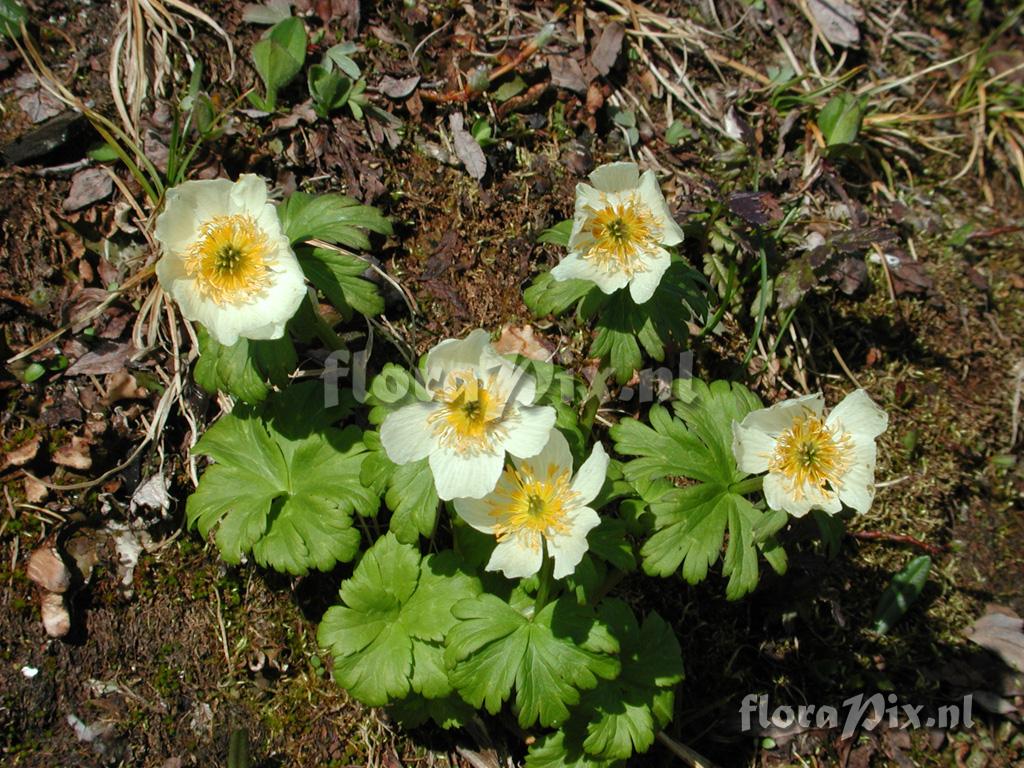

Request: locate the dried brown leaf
(808, 0), (863, 48)
(3, 434), (41, 469)
(965, 606), (1024, 673)
(379, 75), (420, 99)
(590, 22), (624, 76)
(494, 325), (554, 362)
(449, 112), (487, 180)
(548, 54), (589, 94)
(52, 436), (92, 471)
(63, 168), (113, 212)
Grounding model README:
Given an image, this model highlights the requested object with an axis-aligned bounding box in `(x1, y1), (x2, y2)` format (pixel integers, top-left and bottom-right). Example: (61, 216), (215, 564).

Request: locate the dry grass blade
(111, 0), (236, 141)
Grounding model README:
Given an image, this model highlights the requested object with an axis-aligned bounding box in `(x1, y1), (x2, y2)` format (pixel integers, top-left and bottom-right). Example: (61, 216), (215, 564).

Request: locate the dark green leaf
(612, 380), (783, 599)
(524, 271), (596, 317)
(308, 64), (353, 116)
(193, 328), (297, 403)
(298, 246), (383, 318)
(871, 555), (931, 635)
(580, 601), (683, 760)
(251, 17), (307, 109)
(445, 596), (620, 728)
(817, 93), (866, 147)
(536, 219), (574, 246)
(0, 0), (26, 38)
(280, 191), (392, 247)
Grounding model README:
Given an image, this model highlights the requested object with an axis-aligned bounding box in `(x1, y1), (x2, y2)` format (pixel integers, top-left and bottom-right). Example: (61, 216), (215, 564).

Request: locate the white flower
(454, 430), (608, 579)
(732, 389), (889, 517)
(379, 329), (557, 501)
(550, 161), (684, 304)
(154, 174), (307, 346)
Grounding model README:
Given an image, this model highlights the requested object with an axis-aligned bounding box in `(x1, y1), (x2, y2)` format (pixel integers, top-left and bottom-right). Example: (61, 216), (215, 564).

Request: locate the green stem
(533, 545), (555, 615)
(730, 475), (764, 495)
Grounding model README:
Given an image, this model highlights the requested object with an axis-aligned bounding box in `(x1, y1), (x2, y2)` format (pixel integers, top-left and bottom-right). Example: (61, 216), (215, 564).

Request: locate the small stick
(656, 731), (722, 768)
(849, 530), (944, 557)
(421, 6), (566, 104)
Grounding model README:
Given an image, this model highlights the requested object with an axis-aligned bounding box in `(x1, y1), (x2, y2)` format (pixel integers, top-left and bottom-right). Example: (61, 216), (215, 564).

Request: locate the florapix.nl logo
(740, 693), (974, 740)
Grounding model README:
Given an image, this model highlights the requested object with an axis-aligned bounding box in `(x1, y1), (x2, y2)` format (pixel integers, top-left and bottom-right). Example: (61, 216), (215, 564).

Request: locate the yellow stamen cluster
(488, 462), (577, 551)
(583, 194), (660, 275)
(769, 414), (853, 500)
(184, 214), (273, 304)
(429, 370), (508, 455)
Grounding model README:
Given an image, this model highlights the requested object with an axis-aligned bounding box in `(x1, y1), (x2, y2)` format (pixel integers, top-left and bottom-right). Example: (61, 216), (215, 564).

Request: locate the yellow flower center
(769, 414), (853, 500)
(184, 214), (274, 304)
(583, 195), (660, 275)
(429, 370), (509, 455)
(488, 461), (578, 551)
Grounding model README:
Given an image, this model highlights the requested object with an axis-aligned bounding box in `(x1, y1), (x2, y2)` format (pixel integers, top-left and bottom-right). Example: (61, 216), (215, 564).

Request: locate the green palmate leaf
(445, 595), (620, 729)
(251, 16), (307, 110)
(524, 271), (596, 317)
(580, 601), (683, 761)
(590, 261), (707, 384)
(0, 0), (26, 38)
(385, 459), (439, 543)
(187, 382), (374, 575)
(359, 434), (440, 543)
(526, 732), (622, 768)
(298, 246), (384, 318)
(388, 692), (475, 730)
(611, 379), (787, 600)
(318, 535), (481, 706)
(280, 191), (392, 248)
(193, 328), (297, 403)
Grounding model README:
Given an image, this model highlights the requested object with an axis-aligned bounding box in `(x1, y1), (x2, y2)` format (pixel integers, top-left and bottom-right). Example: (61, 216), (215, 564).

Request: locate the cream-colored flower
(454, 430), (608, 579)
(732, 390), (889, 517)
(379, 329), (557, 501)
(551, 161), (684, 304)
(154, 174), (306, 346)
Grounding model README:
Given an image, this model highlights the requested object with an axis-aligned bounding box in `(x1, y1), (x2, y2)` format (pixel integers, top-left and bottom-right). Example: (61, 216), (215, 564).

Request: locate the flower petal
(486, 536), (543, 579)
(765, 470), (843, 517)
(484, 352), (536, 405)
(588, 161), (640, 193)
(452, 495), (498, 533)
(638, 169), (684, 246)
(424, 329), (492, 389)
(827, 389), (888, 442)
(430, 447), (504, 500)
(569, 442), (609, 505)
(731, 420), (776, 475)
(837, 439), (877, 514)
(503, 405), (557, 459)
(551, 253), (597, 283)
(736, 393), (825, 438)
(380, 402), (437, 464)
(627, 246), (670, 304)
(511, 428), (572, 475)
(230, 173), (270, 213)
(549, 506), (601, 579)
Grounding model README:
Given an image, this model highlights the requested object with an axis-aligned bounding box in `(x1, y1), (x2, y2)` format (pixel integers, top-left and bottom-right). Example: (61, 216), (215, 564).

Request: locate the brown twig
(849, 530), (944, 557)
(420, 6), (566, 104)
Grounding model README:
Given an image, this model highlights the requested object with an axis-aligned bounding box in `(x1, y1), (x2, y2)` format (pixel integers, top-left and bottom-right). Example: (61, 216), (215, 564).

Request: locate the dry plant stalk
(110, 0), (235, 141)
